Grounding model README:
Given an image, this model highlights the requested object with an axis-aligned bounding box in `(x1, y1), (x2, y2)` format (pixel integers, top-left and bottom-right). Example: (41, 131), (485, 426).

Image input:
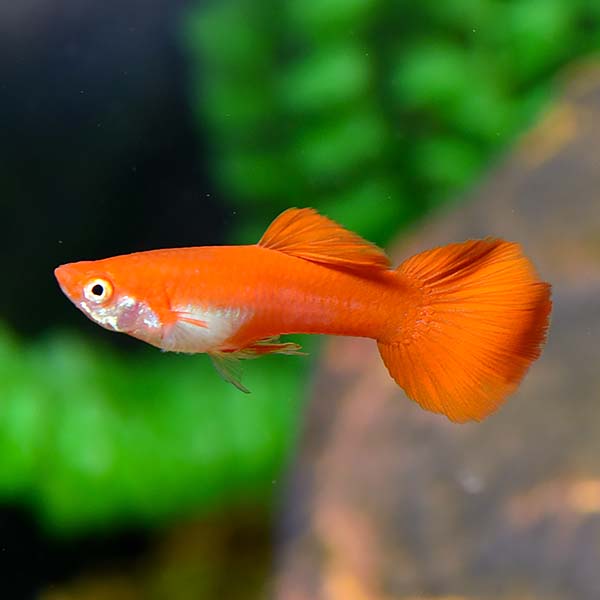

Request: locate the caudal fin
(378, 239), (551, 422)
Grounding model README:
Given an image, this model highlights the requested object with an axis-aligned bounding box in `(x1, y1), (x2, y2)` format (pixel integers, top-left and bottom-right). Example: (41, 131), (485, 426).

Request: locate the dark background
(1, 0), (226, 336)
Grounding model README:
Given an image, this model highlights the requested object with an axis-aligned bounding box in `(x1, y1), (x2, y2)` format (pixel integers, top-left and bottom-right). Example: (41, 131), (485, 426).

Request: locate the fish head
(54, 259), (164, 346)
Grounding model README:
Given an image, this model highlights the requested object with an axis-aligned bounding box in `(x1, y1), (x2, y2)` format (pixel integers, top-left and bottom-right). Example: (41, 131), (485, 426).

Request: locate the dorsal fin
(258, 207), (390, 272)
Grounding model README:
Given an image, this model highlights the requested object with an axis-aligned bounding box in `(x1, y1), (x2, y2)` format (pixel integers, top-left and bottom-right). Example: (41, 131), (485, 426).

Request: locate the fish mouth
(54, 264), (76, 298)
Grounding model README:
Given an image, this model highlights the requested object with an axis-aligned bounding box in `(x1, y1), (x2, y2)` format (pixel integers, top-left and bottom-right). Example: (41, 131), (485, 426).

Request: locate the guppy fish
(55, 207), (551, 422)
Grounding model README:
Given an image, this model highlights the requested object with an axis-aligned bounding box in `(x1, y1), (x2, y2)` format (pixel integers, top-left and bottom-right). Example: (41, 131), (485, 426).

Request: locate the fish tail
(377, 239), (552, 422)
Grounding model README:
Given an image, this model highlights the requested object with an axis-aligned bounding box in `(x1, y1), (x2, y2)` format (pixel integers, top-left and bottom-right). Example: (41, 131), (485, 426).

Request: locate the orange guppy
(55, 207), (551, 422)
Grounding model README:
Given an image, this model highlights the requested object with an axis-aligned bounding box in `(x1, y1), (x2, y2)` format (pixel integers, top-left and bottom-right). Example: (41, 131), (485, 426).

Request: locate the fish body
(55, 207), (552, 422)
(56, 245), (403, 348)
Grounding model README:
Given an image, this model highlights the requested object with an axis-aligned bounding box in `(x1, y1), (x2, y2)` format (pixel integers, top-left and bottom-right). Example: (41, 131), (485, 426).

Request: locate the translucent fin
(258, 207), (390, 273)
(209, 352), (250, 394)
(161, 311), (210, 353)
(238, 336), (306, 357)
(209, 337), (306, 393)
(378, 238), (552, 423)
(174, 313), (208, 328)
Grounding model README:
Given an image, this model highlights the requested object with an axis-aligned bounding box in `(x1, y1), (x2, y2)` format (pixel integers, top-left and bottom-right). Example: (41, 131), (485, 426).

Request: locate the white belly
(161, 305), (249, 354)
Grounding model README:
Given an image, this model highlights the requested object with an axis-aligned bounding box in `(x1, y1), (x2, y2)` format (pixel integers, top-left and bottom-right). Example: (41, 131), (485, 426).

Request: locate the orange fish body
(55, 208), (552, 422)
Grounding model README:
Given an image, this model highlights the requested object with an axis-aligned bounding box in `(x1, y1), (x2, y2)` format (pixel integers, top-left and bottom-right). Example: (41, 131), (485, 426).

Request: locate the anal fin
(237, 336), (305, 357)
(208, 337), (305, 393)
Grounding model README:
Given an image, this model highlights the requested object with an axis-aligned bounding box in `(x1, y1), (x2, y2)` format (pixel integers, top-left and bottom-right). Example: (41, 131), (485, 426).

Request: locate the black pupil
(91, 284), (104, 297)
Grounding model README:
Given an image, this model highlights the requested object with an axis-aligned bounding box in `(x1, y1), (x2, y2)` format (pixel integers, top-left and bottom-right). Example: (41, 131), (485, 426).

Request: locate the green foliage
(183, 0), (600, 245)
(0, 324), (308, 533)
(280, 45), (371, 112)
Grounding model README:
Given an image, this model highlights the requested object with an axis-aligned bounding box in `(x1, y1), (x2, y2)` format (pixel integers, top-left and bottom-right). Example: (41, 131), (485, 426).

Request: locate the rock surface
(276, 67), (600, 600)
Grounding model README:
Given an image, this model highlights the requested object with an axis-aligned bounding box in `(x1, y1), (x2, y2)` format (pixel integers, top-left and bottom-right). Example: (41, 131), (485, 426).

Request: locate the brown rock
(276, 66), (600, 600)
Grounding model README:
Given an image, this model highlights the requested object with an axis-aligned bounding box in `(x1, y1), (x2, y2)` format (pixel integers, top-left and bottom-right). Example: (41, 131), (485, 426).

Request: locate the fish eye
(83, 278), (113, 304)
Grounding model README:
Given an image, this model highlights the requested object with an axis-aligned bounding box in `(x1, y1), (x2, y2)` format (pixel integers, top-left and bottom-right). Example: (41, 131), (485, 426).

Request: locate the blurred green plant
(183, 0), (600, 243)
(0, 324), (307, 533)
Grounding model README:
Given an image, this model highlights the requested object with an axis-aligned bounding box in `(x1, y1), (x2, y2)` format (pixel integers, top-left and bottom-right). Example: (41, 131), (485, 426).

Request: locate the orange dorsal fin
(378, 238), (552, 423)
(258, 207), (391, 272)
